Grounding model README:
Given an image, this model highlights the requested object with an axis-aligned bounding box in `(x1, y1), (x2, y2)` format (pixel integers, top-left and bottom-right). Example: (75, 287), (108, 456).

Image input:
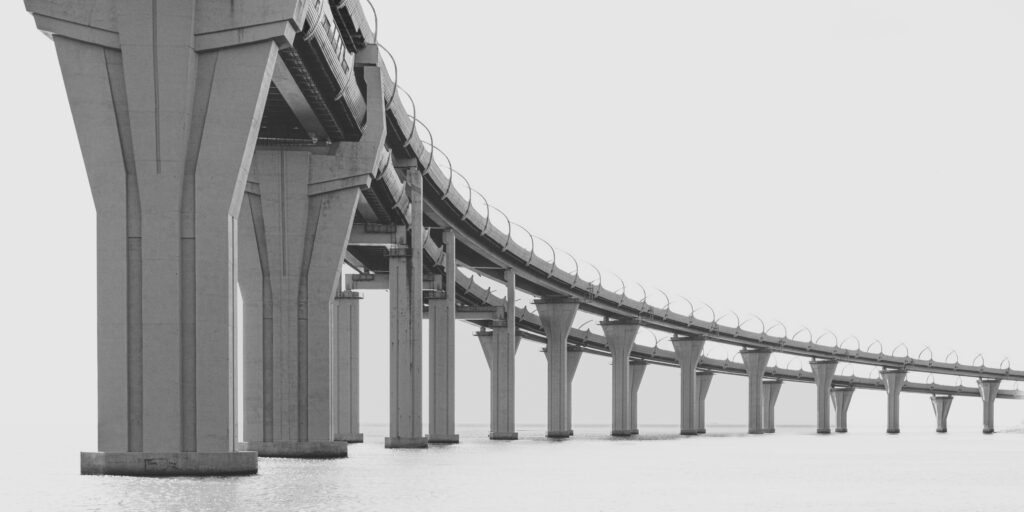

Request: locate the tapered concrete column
(477, 327), (521, 440)
(696, 371), (714, 434)
(671, 336), (706, 435)
(810, 360), (838, 434)
(629, 361), (648, 435)
(880, 369), (907, 434)
(27, 0), (313, 475)
(830, 387), (854, 433)
(541, 345), (584, 435)
(333, 291), (363, 443)
(978, 379), (1001, 434)
(740, 349), (772, 434)
(536, 297), (580, 438)
(602, 320), (640, 436)
(238, 47), (384, 457)
(761, 380), (783, 434)
(930, 395), (953, 433)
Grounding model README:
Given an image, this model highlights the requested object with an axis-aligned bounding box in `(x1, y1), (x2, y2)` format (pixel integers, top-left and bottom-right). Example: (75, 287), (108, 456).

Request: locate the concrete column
(238, 146), (373, 458)
(28, 0), (311, 475)
(629, 361), (648, 435)
(477, 329), (521, 440)
(830, 387), (854, 433)
(427, 231), (458, 444)
(566, 347), (584, 436)
(809, 360), (838, 434)
(930, 395), (953, 433)
(978, 379), (1001, 434)
(333, 292), (363, 443)
(670, 336), (705, 435)
(535, 297), (580, 438)
(880, 369), (907, 434)
(761, 380), (783, 434)
(696, 371), (714, 434)
(601, 320), (640, 436)
(740, 349), (771, 434)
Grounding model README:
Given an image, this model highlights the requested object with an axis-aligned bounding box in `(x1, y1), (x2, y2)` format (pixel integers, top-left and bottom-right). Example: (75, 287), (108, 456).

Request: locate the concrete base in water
(611, 429), (635, 437)
(81, 451), (258, 476)
(385, 437), (428, 449)
(238, 441), (347, 458)
(428, 434), (461, 444)
(546, 430), (572, 439)
(835, 428), (848, 433)
(489, 432), (519, 440)
(680, 430), (699, 436)
(335, 433), (364, 444)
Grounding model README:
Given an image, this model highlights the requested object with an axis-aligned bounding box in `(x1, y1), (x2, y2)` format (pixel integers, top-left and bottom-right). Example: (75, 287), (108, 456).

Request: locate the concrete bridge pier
(740, 349), (772, 434)
(830, 387), (855, 433)
(696, 371), (714, 434)
(880, 369), (907, 434)
(810, 360), (838, 434)
(333, 292), (363, 443)
(629, 361), (648, 435)
(978, 379), (1001, 434)
(26, 0), (323, 475)
(536, 297), (581, 438)
(478, 269), (520, 440)
(671, 336), (706, 435)
(602, 320), (641, 436)
(386, 164), (427, 449)
(930, 395), (953, 433)
(427, 230), (459, 444)
(762, 380), (783, 434)
(541, 345), (583, 435)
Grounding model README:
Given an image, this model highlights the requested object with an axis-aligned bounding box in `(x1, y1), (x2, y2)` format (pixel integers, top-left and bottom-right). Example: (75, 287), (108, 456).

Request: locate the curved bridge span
(25, 0), (1020, 476)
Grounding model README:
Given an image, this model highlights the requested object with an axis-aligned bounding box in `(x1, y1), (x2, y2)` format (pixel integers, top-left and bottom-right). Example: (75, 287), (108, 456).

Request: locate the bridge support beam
(930, 395), (953, 433)
(536, 297), (581, 438)
(629, 361), (648, 435)
(762, 380), (783, 434)
(830, 387), (855, 433)
(427, 231), (459, 444)
(740, 349), (772, 434)
(978, 379), (1000, 434)
(810, 360), (838, 434)
(696, 371), (714, 434)
(238, 145), (375, 458)
(881, 369), (907, 434)
(541, 345), (583, 435)
(602, 320), (641, 436)
(333, 292), (363, 443)
(26, 0), (329, 475)
(670, 336), (706, 435)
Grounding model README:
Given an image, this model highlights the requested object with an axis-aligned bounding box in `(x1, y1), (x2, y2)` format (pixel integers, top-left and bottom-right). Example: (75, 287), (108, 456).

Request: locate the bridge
(24, 0), (1022, 476)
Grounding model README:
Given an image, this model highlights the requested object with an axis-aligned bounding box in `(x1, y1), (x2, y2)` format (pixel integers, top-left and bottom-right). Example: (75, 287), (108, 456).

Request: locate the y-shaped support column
(602, 320), (640, 436)
(427, 230), (459, 444)
(762, 380), (783, 434)
(29, 0), (294, 475)
(978, 379), (1001, 434)
(930, 395), (953, 433)
(671, 336), (705, 435)
(629, 361), (648, 435)
(830, 387), (854, 433)
(479, 270), (519, 440)
(810, 360), (837, 434)
(740, 349), (771, 434)
(333, 291), (363, 443)
(881, 369), (907, 434)
(536, 297), (580, 438)
(696, 371), (714, 434)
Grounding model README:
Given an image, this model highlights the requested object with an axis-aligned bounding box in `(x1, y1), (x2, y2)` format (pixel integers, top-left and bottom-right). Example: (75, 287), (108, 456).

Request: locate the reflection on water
(3, 425), (1022, 511)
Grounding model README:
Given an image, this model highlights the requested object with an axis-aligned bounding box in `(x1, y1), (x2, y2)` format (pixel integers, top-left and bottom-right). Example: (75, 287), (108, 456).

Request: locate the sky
(3, 0), (1024, 450)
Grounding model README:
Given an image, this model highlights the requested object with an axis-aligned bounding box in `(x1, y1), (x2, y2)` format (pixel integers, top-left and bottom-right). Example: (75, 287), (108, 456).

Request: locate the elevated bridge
(25, 0), (1020, 476)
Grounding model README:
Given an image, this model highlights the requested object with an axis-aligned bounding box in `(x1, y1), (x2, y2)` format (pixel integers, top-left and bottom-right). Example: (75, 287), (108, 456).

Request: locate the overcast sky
(3, 0), (1024, 448)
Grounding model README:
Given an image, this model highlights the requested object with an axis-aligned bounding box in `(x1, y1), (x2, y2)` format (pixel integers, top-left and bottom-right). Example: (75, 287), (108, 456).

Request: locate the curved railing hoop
(394, 85), (416, 142)
(972, 353), (985, 368)
(584, 261), (603, 293)
(412, 119), (435, 171)
(765, 320), (788, 339)
(675, 296), (696, 317)
(814, 330), (838, 347)
(738, 314), (766, 335)
(944, 350), (959, 365)
(694, 302), (716, 325)
(890, 342), (909, 358)
(999, 357), (1011, 370)
(839, 335), (860, 351)
(715, 310), (741, 329)
(376, 44), (399, 106)
(792, 326), (813, 343)
(866, 339), (884, 354)
(917, 346), (933, 361)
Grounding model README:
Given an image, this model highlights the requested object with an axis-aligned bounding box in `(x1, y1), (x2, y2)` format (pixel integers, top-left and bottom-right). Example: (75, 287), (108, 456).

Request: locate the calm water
(3, 424), (1022, 511)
